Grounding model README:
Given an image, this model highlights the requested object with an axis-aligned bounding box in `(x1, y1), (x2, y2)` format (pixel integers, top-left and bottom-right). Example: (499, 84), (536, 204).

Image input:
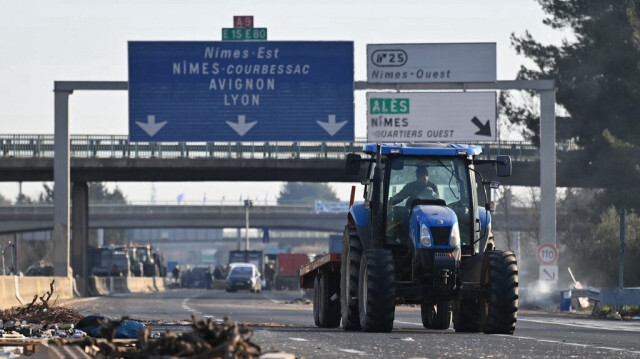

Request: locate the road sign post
(539, 264), (558, 282)
(536, 243), (559, 265)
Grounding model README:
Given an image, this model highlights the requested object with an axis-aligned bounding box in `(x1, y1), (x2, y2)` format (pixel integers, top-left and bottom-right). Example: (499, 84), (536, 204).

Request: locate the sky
(0, 0), (571, 204)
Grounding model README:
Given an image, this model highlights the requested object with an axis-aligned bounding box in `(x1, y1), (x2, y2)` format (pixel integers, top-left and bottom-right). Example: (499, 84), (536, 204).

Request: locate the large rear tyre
(358, 248), (396, 332)
(317, 273), (341, 328)
(481, 250), (518, 334)
(421, 301), (451, 330)
(341, 225), (362, 331)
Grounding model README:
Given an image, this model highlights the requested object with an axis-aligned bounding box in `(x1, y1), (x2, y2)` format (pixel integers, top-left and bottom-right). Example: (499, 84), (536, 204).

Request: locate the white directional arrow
(226, 115), (258, 137)
(316, 114), (347, 136)
(136, 115), (167, 137)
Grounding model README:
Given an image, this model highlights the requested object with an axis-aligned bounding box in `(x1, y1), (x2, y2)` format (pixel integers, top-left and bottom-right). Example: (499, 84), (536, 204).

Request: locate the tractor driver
(389, 166), (439, 206)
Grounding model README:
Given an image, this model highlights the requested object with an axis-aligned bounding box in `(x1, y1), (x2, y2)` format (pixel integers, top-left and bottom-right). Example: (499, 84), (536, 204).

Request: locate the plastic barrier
(88, 277), (111, 296)
(0, 276), (21, 309)
(18, 276), (73, 305)
(126, 277), (155, 293)
(112, 277), (129, 294)
(153, 276), (166, 291)
(0, 276), (73, 310)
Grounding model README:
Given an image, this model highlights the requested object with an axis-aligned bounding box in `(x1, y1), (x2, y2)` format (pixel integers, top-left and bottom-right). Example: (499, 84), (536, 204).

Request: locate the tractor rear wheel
(358, 248), (395, 332)
(481, 250), (518, 334)
(318, 272), (341, 328)
(341, 225), (362, 331)
(422, 301), (451, 330)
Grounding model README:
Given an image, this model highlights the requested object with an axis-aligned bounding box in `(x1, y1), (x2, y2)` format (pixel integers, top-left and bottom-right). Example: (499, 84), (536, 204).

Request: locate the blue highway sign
(128, 41), (354, 141)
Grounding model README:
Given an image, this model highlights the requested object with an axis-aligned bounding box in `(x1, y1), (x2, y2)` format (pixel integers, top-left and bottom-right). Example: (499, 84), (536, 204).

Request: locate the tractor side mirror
(495, 155), (512, 177)
(345, 153), (362, 175)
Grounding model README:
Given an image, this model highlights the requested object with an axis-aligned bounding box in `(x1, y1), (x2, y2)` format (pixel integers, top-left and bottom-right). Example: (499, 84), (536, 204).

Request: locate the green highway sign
(370, 98), (410, 114)
(222, 28), (267, 41)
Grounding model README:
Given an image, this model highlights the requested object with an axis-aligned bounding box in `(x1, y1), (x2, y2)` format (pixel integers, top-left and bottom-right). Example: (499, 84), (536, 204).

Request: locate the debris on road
(75, 315), (145, 339)
(1, 314), (264, 358)
(0, 280), (84, 327)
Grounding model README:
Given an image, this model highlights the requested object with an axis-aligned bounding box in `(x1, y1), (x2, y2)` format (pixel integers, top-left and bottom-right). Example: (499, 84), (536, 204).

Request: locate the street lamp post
(244, 200), (253, 250)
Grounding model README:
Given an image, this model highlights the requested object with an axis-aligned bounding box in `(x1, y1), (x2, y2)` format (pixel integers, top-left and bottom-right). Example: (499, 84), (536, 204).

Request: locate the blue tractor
(342, 143), (518, 333)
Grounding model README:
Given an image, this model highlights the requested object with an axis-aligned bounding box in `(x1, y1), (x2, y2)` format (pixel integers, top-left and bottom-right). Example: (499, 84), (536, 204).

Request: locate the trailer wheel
(421, 301), (451, 330)
(341, 225), (362, 331)
(358, 248), (395, 332)
(481, 250), (518, 334)
(313, 275), (321, 326)
(317, 273), (341, 328)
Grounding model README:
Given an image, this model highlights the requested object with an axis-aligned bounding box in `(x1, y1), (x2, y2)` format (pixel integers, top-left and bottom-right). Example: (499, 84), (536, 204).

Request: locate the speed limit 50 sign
(536, 243), (559, 265)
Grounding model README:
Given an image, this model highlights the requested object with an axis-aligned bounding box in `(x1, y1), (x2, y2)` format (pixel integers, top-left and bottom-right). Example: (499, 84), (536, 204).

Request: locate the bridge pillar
(53, 86), (72, 277)
(71, 182), (89, 296)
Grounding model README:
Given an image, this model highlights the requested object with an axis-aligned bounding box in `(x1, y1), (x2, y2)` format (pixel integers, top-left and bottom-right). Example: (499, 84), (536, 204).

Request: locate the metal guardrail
(0, 134), (580, 161)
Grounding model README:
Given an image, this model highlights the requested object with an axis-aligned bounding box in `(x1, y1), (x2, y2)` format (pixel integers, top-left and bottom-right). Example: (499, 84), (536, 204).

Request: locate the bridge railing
(0, 134), (580, 161)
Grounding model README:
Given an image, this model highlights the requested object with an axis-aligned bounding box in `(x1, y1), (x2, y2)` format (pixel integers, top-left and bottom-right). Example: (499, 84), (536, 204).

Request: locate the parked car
(225, 263), (261, 293)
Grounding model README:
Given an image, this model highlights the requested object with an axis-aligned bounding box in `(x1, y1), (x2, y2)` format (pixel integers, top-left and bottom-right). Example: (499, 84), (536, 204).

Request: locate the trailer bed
(298, 253), (341, 289)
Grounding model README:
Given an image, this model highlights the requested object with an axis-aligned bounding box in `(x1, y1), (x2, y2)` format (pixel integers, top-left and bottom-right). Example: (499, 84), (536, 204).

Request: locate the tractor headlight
(450, 222), (460, 247)
(420, 223), (432, 247)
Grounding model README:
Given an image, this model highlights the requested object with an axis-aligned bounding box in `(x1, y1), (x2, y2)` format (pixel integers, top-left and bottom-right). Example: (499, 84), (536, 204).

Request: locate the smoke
(519, 279), (560, 310)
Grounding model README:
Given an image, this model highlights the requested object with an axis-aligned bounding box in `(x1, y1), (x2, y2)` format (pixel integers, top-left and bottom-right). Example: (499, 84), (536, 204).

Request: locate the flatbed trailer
(298, 252), (342, 328)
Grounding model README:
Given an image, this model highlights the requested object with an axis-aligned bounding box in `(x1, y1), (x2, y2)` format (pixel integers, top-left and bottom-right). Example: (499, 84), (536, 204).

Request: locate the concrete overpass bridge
(0, 203), (540, 234)
(0, 134), (591, 187)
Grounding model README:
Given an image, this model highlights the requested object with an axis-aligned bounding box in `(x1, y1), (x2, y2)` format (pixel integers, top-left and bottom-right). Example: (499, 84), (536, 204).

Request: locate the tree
(509, 0), (640, 212)
(36, 182), (127, 246)
(511, 0), (640, 148)
(38, 183), (54, 203)
(88, 182), (126, 203)
(562, 207), (640, 287)
(277, 182), (339, 205)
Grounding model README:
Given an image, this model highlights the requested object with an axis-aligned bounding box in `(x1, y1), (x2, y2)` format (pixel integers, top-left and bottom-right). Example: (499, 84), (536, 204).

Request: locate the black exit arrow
(543, 268), (556, 280)
(471, 116), (492, 137)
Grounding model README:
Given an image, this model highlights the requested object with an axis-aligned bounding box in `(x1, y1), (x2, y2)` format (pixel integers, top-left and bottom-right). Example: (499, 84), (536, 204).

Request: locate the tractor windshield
(385, 157), (473, 246)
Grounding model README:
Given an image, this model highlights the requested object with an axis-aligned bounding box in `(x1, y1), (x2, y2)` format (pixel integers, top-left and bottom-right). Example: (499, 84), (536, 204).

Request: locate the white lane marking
(180, 297), (203, 315)
(504, 335), (640, 355)
(289, 338), (309, 342)
(394, 320), (424, 327)
(338, 348), (367, 355)
(397, 318), (640, 354)
(181, 298), (192, 311)
(518, 317), (640, 333)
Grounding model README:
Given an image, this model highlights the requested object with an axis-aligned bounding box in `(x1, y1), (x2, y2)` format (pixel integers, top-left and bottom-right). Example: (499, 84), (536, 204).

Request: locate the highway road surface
(67, 288), (640, 358)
